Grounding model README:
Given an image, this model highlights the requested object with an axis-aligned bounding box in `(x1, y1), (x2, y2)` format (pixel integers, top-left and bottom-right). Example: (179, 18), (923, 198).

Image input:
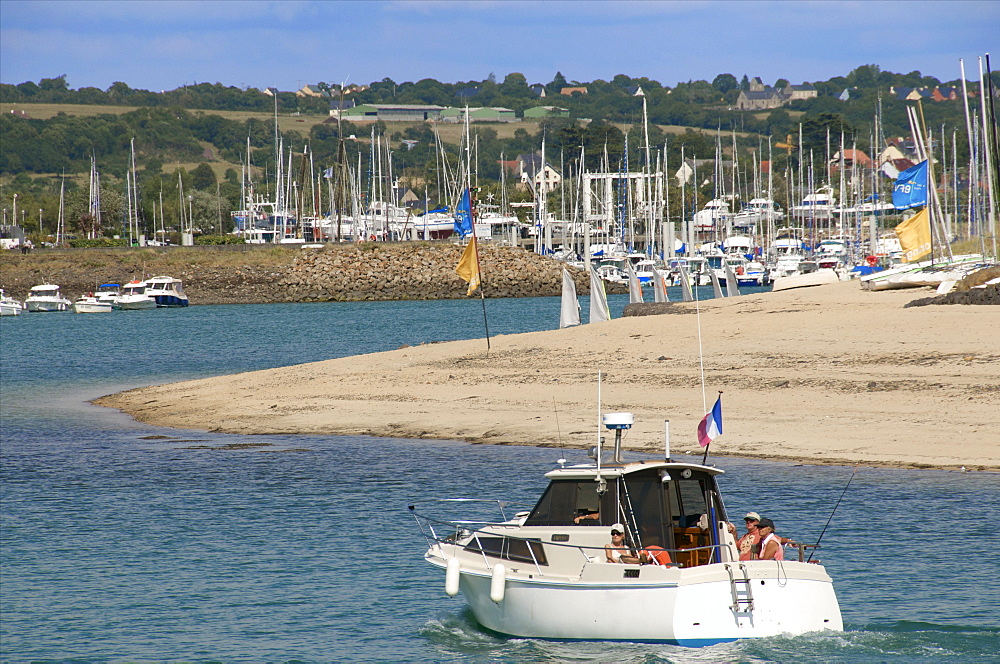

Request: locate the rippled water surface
(2, 293), (997, 662)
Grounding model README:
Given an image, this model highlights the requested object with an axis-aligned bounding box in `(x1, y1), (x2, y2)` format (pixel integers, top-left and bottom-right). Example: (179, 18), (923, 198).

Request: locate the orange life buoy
(641, 545), (673, 566)
(866, 255), (878, 267)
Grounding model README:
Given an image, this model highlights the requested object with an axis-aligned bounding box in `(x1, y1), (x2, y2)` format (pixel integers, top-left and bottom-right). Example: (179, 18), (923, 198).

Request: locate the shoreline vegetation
(93, 279), (1000, 472)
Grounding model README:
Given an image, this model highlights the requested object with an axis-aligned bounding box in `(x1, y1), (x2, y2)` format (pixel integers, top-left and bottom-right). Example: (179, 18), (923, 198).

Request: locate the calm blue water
(2, 291), (998, 662)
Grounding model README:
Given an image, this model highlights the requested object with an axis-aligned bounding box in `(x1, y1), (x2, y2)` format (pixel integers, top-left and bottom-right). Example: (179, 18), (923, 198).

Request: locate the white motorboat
(789, 186), (837, 223)
(94, 283), (121, 306)
(693, 199), (732, 232)
(71, 295), (113, 313)
(732, 198), (783, 229)
(0, 288), (24, 316)
(114, 280), (157, 310)
(765, 233), (809, 280)
(667, 256), (710, 287)
(24, 284), (72, 312)
(410, 413), (843, 645)
(143, 276), (189, 307)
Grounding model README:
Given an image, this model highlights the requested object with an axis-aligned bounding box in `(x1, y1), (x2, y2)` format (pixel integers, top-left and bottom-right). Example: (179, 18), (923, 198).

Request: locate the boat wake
(420, 611), (998, 662)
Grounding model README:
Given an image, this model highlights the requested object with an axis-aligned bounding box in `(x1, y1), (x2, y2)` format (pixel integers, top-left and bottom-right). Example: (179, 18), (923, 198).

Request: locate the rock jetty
(0, 243), (624, 305)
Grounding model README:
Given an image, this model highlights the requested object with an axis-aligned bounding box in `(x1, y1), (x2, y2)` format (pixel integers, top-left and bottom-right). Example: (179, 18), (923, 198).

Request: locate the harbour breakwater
(0, 243), (624, 304)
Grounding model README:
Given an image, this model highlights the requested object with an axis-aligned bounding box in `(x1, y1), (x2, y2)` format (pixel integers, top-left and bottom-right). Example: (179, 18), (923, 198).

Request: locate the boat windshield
(524, 479), (601, 526)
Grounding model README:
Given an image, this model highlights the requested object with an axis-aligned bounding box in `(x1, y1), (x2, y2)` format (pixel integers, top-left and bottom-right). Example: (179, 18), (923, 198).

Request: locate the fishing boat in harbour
(143, 276), (189, 307)
(114, 280), (158, 310)
(0, 288), (24, 316)
(94, 283), (121, 307)
(71, 294), (113, 313)
(410, 413), (843, 645)
(24, 284), (72, 312)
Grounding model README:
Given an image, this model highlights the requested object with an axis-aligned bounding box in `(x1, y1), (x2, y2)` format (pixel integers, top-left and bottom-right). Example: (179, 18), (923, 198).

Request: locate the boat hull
(116, 297), (158, 310)
(72, 301), (113, 313)
(450, 560), (842, 644)
(772, 269), (842, 292)
(25, 300), (70, 312)
(152, 295), (189, 307)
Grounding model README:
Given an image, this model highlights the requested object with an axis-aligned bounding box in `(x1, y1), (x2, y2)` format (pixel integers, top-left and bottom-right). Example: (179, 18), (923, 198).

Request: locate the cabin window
(674, 477), (709, 526)
(463, 537), (548, 565)
(523, 479), (603, 526)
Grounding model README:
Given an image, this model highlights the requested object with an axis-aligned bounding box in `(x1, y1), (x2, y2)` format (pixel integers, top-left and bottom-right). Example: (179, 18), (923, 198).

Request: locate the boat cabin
(523, 461), (728, 568)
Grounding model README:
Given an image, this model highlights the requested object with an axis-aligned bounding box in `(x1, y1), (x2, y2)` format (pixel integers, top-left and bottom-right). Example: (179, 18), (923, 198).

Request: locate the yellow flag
(894, 207), (932, 262)
(455, 236), (481, 295)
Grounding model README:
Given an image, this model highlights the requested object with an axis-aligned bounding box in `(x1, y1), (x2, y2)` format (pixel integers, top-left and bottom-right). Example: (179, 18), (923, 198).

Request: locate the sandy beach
(96, 280), (1000, 471)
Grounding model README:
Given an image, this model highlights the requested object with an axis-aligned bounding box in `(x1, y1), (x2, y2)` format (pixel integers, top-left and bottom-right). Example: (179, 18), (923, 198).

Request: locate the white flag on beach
(626, 262), (644, 304)
(589, 266), (611, 323)
(560, 268), (581, 328)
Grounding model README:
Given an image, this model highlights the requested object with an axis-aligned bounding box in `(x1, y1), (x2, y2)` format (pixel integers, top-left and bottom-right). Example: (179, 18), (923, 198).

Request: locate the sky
(1, 1), (997, 93)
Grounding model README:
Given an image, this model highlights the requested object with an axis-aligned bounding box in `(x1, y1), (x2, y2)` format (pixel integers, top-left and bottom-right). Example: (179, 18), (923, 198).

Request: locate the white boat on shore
(143, 276), (189, 307)
(0, 288), (24, 316)
(24, 284), (72, 312)
(71, 295), (113, 313)
(410, 413), (843, 645)
(114, 280), (158, 310)
(859, 255), (987, 291)
(772, 268), (843, 291)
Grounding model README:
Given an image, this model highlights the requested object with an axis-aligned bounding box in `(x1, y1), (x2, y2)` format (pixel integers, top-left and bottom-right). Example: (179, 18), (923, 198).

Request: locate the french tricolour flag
(697, 395), (722, 448)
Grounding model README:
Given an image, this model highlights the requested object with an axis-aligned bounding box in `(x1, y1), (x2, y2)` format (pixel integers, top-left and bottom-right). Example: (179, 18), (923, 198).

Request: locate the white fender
(490, 563), (506, 603)
(445, 557), (461, 597)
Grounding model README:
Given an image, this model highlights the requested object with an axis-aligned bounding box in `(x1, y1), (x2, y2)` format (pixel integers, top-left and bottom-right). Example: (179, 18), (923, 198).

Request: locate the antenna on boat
(664, 419), (671, 461)
(595, 370), (602, 469)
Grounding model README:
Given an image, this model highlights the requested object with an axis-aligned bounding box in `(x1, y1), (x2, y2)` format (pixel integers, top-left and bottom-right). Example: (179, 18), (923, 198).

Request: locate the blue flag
(453, 188), (473, 237)
(892, 160), (928, 210)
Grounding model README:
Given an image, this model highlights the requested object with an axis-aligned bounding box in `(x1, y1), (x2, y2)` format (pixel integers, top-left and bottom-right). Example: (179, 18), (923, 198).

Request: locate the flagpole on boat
(701, 390), (722, 466)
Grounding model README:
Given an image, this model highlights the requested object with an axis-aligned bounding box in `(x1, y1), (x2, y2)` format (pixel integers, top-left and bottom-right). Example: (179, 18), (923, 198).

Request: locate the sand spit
(96, 280), (1000, 471)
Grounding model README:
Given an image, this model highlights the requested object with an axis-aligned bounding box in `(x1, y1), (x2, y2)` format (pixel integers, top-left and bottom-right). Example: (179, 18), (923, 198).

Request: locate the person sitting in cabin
(573, 510), (600, 524)
(605, 524), (643, 564)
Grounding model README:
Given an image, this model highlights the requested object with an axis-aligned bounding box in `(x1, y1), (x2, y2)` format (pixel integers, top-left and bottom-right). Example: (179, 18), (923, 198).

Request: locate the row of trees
(5, 66), (993, 126)
(3, 65), (995, 243)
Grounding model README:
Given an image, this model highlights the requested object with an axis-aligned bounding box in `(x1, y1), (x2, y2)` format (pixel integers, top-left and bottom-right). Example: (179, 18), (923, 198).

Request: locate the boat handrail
(409, 507), (737, 573)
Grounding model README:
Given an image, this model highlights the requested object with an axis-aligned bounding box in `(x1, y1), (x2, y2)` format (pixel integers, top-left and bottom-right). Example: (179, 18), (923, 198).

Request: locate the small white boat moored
(94, 283), (121, 307)
(71, 294), (113, 313)
(0, 288), (24, 316)
(114, 280), (157, 310)
(24, 284), (72, 312)
(410, 413), (843, 645)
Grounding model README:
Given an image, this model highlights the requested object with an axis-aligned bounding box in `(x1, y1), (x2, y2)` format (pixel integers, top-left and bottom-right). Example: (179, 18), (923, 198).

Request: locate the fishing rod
(807, 463), (859, 563)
